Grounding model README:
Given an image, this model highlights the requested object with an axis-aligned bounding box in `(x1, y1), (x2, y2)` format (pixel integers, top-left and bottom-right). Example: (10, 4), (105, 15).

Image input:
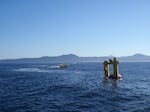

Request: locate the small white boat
(59, 64), (68, 69)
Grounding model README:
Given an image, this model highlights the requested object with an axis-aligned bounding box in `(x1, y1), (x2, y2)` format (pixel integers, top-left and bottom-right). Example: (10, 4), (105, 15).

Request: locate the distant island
(0, 53), (150, 63)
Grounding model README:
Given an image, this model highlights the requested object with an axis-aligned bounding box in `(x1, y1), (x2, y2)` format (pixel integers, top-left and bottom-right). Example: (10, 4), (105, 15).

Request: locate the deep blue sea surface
(0, 62), (150, 112)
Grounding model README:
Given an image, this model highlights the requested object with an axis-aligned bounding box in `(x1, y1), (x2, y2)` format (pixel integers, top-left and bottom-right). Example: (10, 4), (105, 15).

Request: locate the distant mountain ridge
(0, 53), (150, 63)
(119, 53), (150, 61)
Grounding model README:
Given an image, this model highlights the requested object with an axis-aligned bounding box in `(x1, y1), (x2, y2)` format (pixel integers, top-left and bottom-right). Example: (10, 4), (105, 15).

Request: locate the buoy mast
(103, 57), (122, 79)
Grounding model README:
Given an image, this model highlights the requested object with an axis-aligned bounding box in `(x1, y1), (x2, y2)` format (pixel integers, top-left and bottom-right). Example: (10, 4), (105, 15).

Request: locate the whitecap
(14, 68), (41, 72)
(49, 66), (60, 68)
(13, 67), (65, 73)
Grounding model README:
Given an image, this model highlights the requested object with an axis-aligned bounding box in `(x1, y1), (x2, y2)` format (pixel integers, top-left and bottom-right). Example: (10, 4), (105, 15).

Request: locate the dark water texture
(0, 62), (150, 112)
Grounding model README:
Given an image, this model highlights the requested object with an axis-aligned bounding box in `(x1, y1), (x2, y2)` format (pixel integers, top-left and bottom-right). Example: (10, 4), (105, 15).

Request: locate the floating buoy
(103, 57), (123, 80)
(109, 74), (122, 80)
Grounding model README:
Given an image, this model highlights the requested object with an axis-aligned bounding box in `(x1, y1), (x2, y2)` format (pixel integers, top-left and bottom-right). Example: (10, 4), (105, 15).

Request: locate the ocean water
(0, 62), (150, 112)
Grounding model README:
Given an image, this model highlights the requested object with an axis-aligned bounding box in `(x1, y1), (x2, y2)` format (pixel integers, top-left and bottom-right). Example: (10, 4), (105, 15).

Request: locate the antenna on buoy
(103, 57), (122, 80)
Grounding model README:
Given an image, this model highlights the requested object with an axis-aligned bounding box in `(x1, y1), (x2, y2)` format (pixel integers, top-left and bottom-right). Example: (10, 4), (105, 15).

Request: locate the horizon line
(0, 53), (149, 60)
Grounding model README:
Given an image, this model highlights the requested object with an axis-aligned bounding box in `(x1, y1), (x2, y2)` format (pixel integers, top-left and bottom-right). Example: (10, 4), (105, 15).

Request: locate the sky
(0, 0), (150, 59)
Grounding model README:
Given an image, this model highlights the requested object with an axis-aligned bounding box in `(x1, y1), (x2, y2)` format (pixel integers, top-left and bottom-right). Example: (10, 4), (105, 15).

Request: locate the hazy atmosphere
(1, 0), (150, 59)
